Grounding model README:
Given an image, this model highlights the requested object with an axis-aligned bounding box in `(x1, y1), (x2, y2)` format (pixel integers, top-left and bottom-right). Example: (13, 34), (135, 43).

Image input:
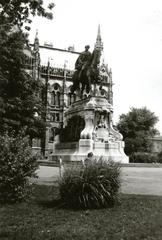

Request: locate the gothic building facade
(26, 26), (114, 157)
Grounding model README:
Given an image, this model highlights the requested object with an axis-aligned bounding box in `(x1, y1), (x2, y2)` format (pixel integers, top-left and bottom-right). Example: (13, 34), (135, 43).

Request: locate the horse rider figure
(75, 45), (92, 80)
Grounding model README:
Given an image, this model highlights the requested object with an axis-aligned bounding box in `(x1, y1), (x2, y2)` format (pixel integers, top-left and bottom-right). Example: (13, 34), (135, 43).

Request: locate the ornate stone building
(26, 25), (114, 157)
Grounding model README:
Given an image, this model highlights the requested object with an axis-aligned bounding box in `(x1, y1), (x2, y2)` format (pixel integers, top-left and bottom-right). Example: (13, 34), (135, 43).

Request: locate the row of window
(49, 127), (59, 142)
(51, 92), (76, 106)
(51, 113), (60, 122)
(41, 66), (74, 78)
(51, 91), (60, 105)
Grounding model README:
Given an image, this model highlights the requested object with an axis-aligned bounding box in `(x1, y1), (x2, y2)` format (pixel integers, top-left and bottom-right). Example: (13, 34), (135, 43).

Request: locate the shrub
(0, 131), (39, 203)
(157, 151), (162, 163)
(58, 157), (122, 209)
(129, 152), (157, 163)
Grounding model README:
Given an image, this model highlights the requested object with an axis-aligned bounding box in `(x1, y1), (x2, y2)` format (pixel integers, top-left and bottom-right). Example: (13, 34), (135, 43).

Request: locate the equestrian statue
(71, 45), (102, 98)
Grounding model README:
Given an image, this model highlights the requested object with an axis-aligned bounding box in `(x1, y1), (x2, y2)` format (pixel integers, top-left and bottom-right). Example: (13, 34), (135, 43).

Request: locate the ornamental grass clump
(58, 157), (122, 209)
(0, 131), (39, 203)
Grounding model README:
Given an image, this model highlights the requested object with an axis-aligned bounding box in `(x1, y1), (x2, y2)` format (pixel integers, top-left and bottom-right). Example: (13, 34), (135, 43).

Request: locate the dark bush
(0, 131), (39, 203)
(129, 152), (157, 163)
(58, 157), (122, 209)
(157, 151), (162, 163)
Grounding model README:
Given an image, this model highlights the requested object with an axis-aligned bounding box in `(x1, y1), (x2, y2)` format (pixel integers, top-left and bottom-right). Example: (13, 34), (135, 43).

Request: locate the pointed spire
(95, 24), (103, 51)
(97, 24), (101, 42)
(35, 29), (38, 40)
(34, 29), (39, 52)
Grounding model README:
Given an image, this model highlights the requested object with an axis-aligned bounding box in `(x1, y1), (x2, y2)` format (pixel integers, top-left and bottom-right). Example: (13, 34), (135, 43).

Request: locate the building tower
(33, 29), (40, 79)
(95, 24), (103, 51)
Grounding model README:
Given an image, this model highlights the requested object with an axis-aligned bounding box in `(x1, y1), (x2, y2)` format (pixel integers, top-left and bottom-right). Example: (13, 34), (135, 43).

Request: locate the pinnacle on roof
(35, 29), (39, 40)
(95, 24), (103, 51)
(34, 29), (39, 51)
(97, 24), (101, 42)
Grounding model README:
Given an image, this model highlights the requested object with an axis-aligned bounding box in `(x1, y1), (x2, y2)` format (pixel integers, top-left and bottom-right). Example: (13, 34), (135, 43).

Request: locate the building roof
(31, 24), (106, 71)
(31, 44), (80, 70)
(152, 136), (162, 141)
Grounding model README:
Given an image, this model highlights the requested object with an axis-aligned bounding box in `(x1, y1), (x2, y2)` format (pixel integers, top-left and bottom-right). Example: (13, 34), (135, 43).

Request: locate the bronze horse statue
(71, 48), (102, 97)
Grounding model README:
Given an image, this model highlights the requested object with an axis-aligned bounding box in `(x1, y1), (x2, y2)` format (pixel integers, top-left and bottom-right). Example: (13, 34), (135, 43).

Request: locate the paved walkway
(33, 166), (60, 186)
(32, 166), (162, 196)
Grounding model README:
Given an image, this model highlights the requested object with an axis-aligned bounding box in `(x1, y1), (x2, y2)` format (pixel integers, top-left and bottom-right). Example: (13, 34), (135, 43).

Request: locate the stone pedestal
(79, 139), (93, 153)
(49, 97), (129, 163)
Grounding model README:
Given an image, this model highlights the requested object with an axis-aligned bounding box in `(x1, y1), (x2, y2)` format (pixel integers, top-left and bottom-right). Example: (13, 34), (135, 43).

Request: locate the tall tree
(116, 107), (159, 155)
(0, 1), (54, 140)
(0, 27), (45, 140)
(0, 0), (54, 30)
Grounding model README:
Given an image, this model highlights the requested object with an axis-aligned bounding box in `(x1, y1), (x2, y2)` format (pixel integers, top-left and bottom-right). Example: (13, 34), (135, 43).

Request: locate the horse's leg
(71, 71), (78, 94)
(80, 83), (85, 99)
(86, 75), (91, 94)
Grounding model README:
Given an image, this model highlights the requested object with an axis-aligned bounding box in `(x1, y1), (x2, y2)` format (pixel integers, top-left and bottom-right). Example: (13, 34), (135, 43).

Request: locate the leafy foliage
(129, 152), (157, 163)
(0, 131), (39, 203)
(0, 1), (55, 141)
(157, 151), (162, 163)
(116, 107), (159, 155)
(58, 157), (122, 209)
(0, 0), (54, 31)
(0, 15), (46, 139)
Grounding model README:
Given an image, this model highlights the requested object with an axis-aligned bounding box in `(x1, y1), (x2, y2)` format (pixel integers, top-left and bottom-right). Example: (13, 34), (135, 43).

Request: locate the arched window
(49, 127), (59, 142)
(51, 84), (61, 106)
(55, 91), (60, 105)
(56, 113), (59, 121)
(49, 128), (54, 142)
(51, 113), (60, 122)
(51, 91), (55, 105)
(68, 92), (76, 106)
(51, 114), (55, 121)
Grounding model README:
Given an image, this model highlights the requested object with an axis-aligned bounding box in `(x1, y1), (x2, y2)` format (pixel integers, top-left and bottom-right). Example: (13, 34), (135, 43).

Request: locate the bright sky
(28, 0), (162, 134)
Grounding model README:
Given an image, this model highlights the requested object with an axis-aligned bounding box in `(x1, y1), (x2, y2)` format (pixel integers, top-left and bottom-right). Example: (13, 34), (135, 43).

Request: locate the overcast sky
(28, 0), (162, 134)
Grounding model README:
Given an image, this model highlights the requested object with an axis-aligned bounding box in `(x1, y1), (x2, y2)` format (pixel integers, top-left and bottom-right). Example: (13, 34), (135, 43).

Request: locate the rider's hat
(85, 45), (90, 49)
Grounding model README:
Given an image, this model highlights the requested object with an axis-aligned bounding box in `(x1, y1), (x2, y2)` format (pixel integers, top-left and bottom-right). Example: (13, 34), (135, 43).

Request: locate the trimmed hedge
(129, 152), (157, 163)
(157, 151), (162, 163)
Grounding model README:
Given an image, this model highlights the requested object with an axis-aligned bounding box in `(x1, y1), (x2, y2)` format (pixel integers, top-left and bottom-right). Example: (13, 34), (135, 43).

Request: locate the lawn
(1, 185), (162, 240)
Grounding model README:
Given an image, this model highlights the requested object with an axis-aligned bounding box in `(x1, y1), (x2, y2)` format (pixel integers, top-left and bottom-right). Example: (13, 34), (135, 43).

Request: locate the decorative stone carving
(50, 96), (129, 163)
(109, 112), (123, 141)
(93, 113), (109, 142)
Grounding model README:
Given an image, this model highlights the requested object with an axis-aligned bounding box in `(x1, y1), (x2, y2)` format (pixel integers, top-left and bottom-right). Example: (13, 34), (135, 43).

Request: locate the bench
(59, 159), (84, 176)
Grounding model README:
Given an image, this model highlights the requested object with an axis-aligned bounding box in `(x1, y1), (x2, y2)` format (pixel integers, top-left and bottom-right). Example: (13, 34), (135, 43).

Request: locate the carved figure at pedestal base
(93, 114), (109, 142)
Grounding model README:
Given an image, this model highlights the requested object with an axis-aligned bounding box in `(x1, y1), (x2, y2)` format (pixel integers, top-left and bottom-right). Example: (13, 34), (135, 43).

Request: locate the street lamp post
(62, 60), (67, 123)
(41, 58), (50, 157)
